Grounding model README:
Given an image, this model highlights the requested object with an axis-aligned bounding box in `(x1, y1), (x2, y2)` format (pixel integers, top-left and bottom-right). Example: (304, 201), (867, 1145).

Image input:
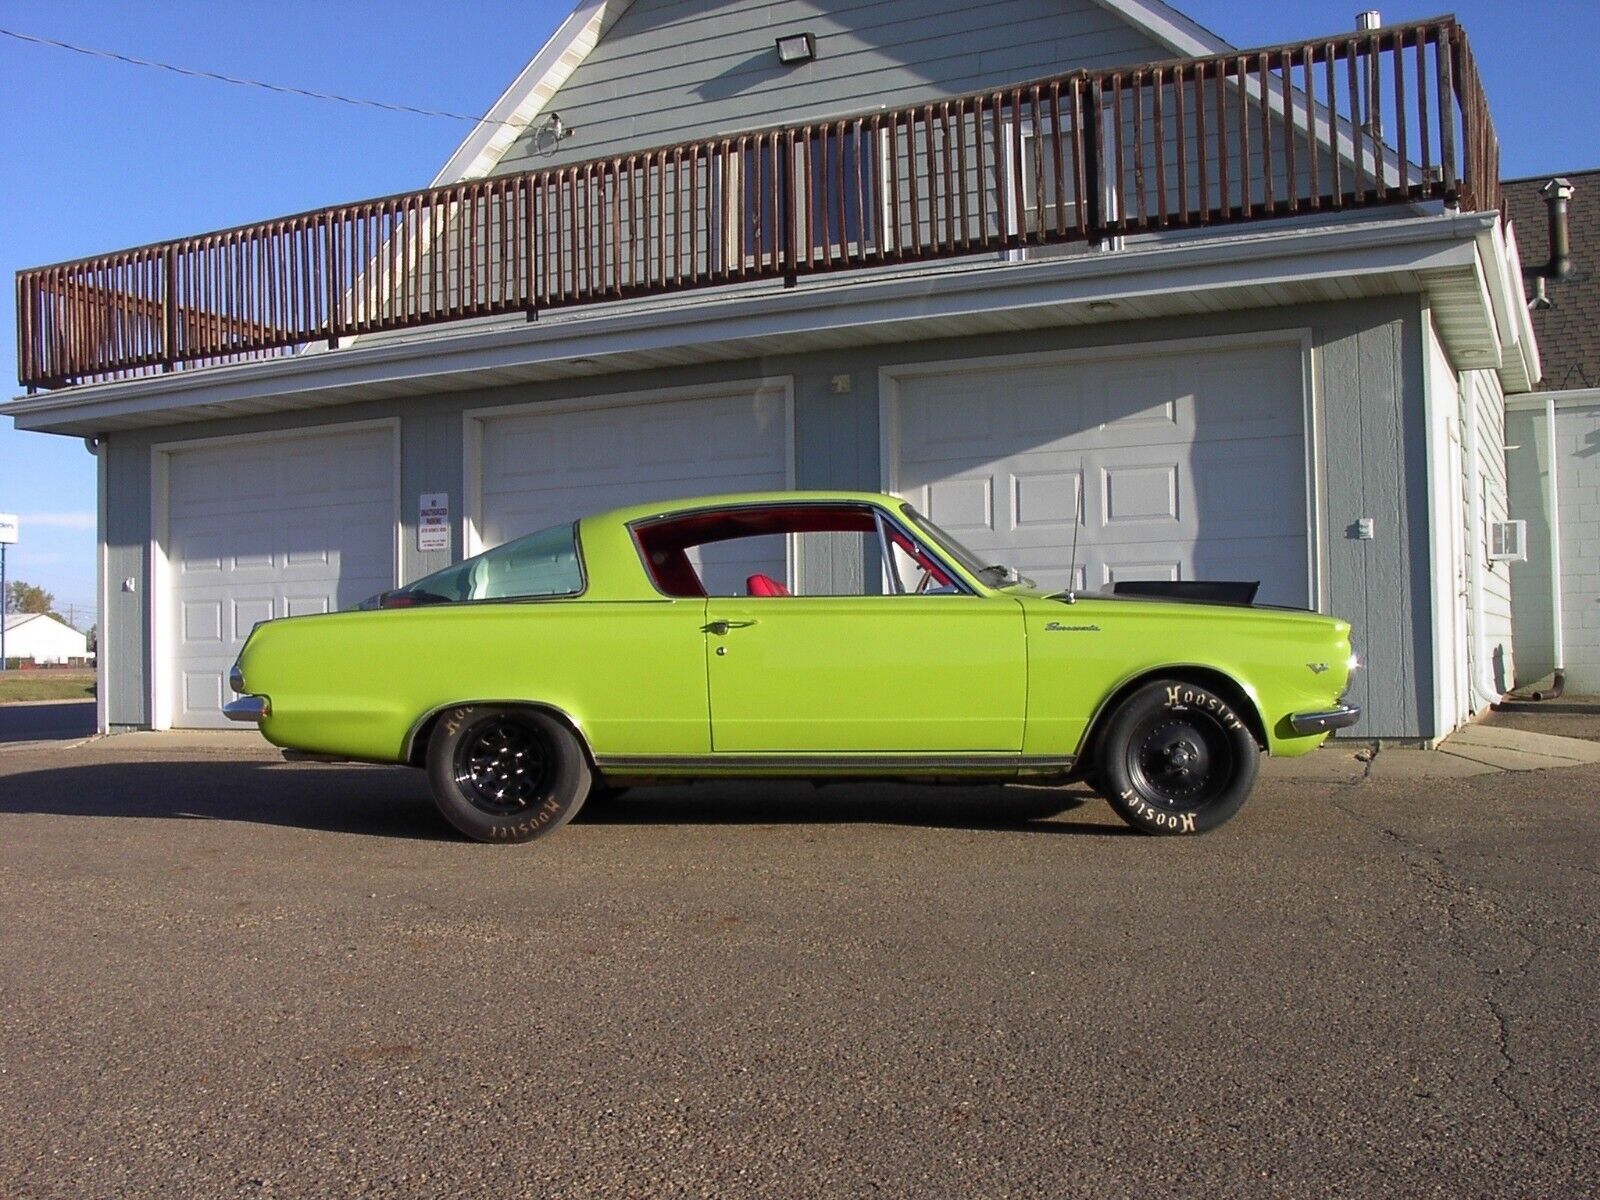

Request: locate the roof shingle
(1504, 169), (1600, 392)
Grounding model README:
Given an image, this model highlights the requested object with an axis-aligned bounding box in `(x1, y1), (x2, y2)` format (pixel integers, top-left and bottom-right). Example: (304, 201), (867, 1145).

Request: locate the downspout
(1521, 179), (1574, 701)
(1536, 395), (1566, 700)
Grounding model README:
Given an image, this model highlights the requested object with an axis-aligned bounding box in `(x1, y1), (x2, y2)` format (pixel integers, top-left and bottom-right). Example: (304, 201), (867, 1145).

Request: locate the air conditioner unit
(1489, 519), (1528, 563)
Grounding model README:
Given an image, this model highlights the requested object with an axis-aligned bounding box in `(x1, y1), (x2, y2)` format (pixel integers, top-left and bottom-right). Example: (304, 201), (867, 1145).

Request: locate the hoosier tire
(1097, 679), (1260, 836)
(424, 706), (591, 843)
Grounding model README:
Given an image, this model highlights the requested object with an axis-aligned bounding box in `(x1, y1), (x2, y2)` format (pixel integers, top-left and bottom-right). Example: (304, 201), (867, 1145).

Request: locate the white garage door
(164, 426), (396, 728)
(476, 383), (790, 591)
(892, 343), (1310, 606)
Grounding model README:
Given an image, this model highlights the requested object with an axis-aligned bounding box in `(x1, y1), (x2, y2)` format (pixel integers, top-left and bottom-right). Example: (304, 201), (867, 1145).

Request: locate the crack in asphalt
(1324, 784), (1559, 1145)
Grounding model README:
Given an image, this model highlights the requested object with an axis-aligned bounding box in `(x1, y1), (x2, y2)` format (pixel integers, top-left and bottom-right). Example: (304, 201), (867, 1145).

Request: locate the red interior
(633, 503), (950, 598)
(746, 573), (790, 597)
(887, 528), (954, 588)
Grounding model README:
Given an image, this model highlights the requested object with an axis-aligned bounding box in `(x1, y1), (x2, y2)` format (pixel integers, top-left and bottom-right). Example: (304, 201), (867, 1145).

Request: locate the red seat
(747, 573), (790, 597)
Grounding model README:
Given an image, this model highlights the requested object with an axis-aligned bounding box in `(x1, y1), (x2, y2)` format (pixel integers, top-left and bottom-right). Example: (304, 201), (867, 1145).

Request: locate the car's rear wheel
(1098, 680), (1259, 835)
(425, 706), (591, 843)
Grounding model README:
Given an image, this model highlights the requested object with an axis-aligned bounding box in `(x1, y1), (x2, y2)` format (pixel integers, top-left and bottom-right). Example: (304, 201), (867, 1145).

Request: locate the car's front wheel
(1097, 679), (1260, 835)
(425, 706), (591, 842)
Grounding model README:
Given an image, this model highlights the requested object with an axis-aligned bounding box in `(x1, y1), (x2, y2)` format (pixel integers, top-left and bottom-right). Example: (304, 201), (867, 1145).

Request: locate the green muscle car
(225, 491), (1359, 841)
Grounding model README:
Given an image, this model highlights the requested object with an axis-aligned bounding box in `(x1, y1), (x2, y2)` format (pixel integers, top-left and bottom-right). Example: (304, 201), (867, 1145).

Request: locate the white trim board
(877, 328), (1322, 609)
(95, 439), (109, 733)
(461, 377), (796, 558)
(1505, 386), (1600, 411)
(1088, 0), (1233, 58)
(147, 418), (402, 731)
(433, 0), (631, 185)
(1419, 302), (1469, 735)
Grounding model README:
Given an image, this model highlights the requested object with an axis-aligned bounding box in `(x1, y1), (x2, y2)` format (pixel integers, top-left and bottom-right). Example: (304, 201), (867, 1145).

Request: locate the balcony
(15, 17), (1499, 392)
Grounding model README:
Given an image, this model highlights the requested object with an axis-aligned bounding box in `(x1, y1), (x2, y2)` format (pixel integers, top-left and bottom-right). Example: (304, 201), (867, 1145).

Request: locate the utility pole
(0, 513), (16, 673)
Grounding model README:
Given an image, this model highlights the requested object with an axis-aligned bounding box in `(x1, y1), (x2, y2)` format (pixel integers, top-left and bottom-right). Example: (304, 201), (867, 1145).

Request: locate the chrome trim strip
(594, 752), (1075, 776)
(223, 695), (269, 723)
(1288, 704), (1361, 735)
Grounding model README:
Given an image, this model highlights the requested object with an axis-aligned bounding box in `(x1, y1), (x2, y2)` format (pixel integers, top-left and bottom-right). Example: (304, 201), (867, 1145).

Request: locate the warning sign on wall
(418, 493), (450, 552)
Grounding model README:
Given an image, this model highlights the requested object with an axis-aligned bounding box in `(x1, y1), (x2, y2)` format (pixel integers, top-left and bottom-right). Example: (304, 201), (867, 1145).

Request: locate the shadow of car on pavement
(0, 758), (1129, 841)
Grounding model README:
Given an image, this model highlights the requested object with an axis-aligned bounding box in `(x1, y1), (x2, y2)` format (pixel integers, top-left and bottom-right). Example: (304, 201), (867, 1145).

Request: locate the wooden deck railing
(16, 17), (1499, 390)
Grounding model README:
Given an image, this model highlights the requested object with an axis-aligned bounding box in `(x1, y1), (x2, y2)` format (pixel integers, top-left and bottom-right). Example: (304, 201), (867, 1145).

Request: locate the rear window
(386, 523), (583, 606)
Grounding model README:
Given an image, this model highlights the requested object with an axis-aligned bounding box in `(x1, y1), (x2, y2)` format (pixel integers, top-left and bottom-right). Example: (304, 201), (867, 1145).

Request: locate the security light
(775, 32), (816, 65)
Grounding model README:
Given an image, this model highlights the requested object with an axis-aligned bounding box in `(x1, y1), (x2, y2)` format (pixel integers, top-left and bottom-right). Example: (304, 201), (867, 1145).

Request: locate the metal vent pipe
(1541, 177), (1575, 280)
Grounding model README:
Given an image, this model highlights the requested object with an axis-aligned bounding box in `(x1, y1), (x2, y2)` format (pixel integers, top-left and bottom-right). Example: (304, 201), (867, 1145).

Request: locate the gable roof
(432, 0), (635, 184)
(1085, 0), (1231, 58)
(433, 0), (1233, 184)
(1504, 169), (1600, 393)
(4, 612), (44, 632)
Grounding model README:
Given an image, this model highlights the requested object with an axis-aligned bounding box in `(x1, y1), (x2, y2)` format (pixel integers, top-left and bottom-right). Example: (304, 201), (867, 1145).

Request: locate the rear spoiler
(1110, 580), (1260, 606)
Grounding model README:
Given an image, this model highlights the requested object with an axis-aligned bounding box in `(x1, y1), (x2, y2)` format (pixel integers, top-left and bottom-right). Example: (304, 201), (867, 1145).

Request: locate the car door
(704, 530), (1027, 754)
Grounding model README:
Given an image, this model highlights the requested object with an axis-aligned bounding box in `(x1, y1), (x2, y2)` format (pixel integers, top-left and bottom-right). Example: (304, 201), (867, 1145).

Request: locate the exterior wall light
(775, 33), (816, 65)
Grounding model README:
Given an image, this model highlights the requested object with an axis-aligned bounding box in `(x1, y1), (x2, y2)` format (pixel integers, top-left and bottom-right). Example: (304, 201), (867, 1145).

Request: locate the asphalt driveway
(0, 735), (1595, 1198)
(0, 698), (95, 743)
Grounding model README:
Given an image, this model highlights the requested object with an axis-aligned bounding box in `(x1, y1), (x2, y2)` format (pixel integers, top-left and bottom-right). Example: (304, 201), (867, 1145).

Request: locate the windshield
(900, 505), (1012, 585)
(384, 522), (584, 606)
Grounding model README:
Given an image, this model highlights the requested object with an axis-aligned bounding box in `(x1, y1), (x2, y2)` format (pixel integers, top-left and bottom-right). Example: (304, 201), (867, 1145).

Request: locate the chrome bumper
(1288, 703), (1361, 735)
(223, 695), (270, 723)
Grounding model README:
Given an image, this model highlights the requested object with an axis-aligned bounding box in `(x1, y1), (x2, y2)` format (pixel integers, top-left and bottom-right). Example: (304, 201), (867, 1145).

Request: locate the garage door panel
(181, 600), (224, 646)
(1104, 560), (1181, 587)
(166, 427), (395, 728)
(923, 476), (995, 535)
(1102, 463), (1179, 525)
(895, 345), (1309, 608)
(232, 598), (274, 641)
(1194, 355), (1306, 438)
(479, 388), (790, 552)
(180, 671), (225, 724)
(1010, 470), (1083, 529)
(1098, 366), (1183, 433)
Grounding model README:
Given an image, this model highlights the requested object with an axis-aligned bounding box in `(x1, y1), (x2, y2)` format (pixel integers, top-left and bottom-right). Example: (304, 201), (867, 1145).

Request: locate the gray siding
(496, 0), (1168, 174)
(1314, 302), (1432, 739)
(102, 296), (1436, 736)
(104, 437), (152, 729)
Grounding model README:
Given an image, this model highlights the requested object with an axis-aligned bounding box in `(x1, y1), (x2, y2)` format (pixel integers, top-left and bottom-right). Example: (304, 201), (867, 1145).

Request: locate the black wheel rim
(451, 715), (556, 816)
(1125, 708), (1234, 810)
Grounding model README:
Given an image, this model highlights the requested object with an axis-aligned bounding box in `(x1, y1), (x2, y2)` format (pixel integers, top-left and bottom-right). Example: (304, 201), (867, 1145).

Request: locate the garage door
(476, 383), (790, 591)
(892, 343), (1310, 606)
(164, 426), (396, 728)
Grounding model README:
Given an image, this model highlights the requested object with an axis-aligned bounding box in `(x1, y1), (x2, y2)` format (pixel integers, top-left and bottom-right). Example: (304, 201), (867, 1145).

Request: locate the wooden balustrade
(16, 18), (1499, 390)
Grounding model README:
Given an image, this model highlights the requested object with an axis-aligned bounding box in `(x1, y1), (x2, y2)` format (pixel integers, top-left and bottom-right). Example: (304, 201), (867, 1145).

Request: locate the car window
(387, 523), (583, 606)
(633, 503), (965, 598)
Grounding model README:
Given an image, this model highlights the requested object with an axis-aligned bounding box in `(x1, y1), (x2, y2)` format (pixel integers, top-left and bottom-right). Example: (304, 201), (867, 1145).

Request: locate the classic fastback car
(226, 491), (1359, 841)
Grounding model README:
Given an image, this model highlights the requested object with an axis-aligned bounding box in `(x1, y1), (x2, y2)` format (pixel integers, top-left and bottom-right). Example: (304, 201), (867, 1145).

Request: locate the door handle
(702, 619), (757, 635)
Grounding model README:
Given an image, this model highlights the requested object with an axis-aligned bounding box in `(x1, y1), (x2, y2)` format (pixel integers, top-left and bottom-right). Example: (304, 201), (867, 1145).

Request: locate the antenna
(1065, 476), (1084, 603)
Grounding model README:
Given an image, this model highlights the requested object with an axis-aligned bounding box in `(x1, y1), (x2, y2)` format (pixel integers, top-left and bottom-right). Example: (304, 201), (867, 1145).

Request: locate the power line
(0, 25), (514, 129)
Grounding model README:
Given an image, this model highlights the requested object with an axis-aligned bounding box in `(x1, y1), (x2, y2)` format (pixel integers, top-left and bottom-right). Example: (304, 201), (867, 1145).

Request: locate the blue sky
(3, 0), (1596, 626)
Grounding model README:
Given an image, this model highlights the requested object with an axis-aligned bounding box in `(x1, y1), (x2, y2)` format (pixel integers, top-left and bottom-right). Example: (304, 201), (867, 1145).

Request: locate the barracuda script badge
(1045, 622), (1101, 632)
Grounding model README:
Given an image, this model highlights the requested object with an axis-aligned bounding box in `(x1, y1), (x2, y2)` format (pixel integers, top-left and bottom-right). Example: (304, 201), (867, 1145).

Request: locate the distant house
(6, 1), (1539, 739)
(3, 613), (90, 665)
(1504, 170), (1600, 694)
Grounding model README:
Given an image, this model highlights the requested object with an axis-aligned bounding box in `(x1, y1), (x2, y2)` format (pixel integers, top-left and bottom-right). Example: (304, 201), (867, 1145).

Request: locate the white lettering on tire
(1119, 787), (1197, 833)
